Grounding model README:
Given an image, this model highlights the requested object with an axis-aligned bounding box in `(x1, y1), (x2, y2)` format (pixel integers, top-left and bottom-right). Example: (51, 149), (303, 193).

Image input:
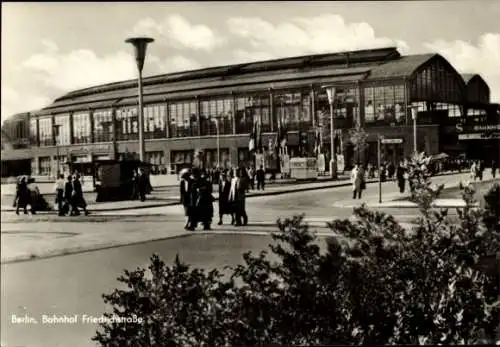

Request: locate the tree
(348, 127), (369, 164)
(94, 176), (500, 346)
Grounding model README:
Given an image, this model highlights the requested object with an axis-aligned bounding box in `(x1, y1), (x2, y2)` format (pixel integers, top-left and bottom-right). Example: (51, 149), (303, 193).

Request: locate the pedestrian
(387, 162), (395, 180)
(191, 168), (214, 230)
(248, 166), (255, 190)
(54, 174), (66, 216)
(230, 167), (248, 226)
(256, 165), (265, 190)
(492, 160), (497, 179)
(179, 168), (193, 230)
(72, 174), (89, 216)
(351, 164), (364, 199)
(396, 162), (406, 193)
(64, 175), (74, 216)
(137, 168), (148, 202)
(13, 176), (30, 215)
(380, 164), (387, 183)
(218, 171), (234, 225)
(470, 161), (477, 181)
(478, 160), (484, 181)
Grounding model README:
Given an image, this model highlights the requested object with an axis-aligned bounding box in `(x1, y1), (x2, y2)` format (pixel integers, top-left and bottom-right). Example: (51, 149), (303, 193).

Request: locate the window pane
(93, 110), (113, 143)
(72, 112), (91, 144)
(54, 114), (71, 145)
(38, 117), (53, 146)
(116, 107), (138, 141)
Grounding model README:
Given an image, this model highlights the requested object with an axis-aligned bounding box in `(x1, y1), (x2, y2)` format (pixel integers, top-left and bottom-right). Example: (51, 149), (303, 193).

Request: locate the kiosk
(289, 157), (318, 180)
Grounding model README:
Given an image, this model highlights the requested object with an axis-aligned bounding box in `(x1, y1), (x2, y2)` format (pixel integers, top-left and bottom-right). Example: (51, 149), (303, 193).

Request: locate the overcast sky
(2, 1), (499, 123)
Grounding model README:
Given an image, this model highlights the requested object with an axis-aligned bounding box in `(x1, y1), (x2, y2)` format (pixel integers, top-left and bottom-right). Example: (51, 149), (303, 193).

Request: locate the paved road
(0, 232), (279, 347)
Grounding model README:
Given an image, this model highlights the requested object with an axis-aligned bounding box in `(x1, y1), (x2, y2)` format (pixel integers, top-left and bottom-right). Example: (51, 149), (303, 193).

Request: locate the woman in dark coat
(218, 170), (234, 225)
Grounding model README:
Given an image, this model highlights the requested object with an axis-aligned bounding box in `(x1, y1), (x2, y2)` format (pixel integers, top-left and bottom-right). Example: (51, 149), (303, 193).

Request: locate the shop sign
(70, 144), (112, 154)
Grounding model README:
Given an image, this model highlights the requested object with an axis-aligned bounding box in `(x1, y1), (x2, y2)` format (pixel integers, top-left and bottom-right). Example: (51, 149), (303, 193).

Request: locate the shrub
(94, 183), (500, 346)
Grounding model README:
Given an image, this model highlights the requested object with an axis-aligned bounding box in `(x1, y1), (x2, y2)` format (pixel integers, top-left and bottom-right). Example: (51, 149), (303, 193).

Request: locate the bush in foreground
(94, 183), (500, 346)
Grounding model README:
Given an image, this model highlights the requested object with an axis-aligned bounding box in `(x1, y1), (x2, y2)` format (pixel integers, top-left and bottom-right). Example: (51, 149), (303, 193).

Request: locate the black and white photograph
(1, 1), (499, 346)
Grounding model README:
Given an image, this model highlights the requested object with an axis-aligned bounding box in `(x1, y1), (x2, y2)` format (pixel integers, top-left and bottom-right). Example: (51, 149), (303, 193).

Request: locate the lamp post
(323, 86), (337, 179)
(53, 124), (61, 177)
(411, 105), (418, 154)
(125, 37), (154, 162)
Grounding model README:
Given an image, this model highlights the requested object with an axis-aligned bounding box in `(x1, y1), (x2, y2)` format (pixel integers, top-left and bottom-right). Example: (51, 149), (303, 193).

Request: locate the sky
(2, 1), (500, 124)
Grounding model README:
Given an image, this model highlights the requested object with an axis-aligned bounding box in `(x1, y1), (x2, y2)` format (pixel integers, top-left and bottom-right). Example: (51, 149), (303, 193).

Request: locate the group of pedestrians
(180, 166), (252, 231)
(54, 173), (89, 216)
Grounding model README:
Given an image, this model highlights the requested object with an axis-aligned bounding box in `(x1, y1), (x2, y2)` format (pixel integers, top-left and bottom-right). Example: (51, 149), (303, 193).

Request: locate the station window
(93, 110), (113, 143)
(54, 114), (71, 146)
(38, 117), (53, 147)
(73, 112), (91, 144)
(200, 98), (234, 136)
(235, 94), (270, 134)
(168, 100), (198, 138)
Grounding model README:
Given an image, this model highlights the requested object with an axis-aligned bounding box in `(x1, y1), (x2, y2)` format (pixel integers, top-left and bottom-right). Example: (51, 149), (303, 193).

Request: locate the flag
(276, 116), (287, 149)
(249, 116), (262, 153)
(314, 127), (321, 155)
(248, 124), (255, 152)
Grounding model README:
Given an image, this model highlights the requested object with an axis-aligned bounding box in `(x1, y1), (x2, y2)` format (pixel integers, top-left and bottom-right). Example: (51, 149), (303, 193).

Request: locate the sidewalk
(1, 173), (355, 213)
(331, 173), (498, 209)
(1, 171), (483, 213)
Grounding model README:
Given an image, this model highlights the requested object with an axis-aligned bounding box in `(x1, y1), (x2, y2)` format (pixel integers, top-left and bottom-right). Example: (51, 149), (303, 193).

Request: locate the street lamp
(411, 105), (419, 154)
(53, 124), (62, 177)
(323, 85), (337, 179)
(125, 36), (154, 162)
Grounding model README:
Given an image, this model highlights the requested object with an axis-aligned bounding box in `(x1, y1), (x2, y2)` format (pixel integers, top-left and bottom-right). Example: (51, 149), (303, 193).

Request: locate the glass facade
(364, 85), (406, 126)
(38, 117), (53, 147)
(73, 112), (91, 144)
(116, 107), (138, 141)
(54, 114), (71, 146)
(168, 100), (198, 138)
(29, 118), (38, 145)
(144, 105), (167, 139)
(410, 58), (463, 104)
(93, 109), (113, 143)
(235, 94), (270, 134)
(200, 98), (233, 136)
(274, 90), (312, 132)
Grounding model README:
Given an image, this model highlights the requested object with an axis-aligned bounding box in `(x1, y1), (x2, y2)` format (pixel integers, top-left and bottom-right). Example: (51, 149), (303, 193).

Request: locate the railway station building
(1, 46), (499, 178)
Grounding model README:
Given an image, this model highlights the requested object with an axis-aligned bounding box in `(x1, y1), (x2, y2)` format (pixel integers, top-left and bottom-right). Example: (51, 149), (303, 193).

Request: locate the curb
(1, 221), (419, 264)
(0, 171), (473, 214)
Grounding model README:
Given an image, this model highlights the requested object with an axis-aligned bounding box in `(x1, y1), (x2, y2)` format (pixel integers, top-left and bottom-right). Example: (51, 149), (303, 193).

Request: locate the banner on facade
(255, 153), (265, 169)
(336, 154), (345, 173)
(317, 154), (325, 173)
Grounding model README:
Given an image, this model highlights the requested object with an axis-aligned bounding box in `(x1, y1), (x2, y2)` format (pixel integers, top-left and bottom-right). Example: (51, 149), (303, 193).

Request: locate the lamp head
(125, 37), (154, 72)
(322, 85), (336, 105)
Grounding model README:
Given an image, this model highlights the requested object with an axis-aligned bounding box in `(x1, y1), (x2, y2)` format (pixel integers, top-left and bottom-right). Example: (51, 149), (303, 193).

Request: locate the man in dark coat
(13, 176), (30, 215)
(72, 174), (89, 216)
(218, 171), (234, 225)
(189, 168), (214, 231)
(137, 168), (148, 202)
(396, 162), (406, 193)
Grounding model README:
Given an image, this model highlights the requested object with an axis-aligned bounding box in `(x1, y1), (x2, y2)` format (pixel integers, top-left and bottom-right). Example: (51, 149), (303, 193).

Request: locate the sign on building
(381, 138), (403, 144)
